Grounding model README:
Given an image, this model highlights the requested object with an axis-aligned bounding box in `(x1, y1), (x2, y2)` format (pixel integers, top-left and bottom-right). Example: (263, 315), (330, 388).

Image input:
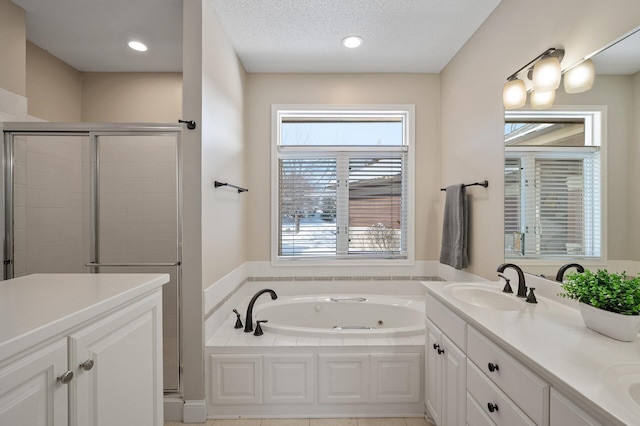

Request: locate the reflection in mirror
(504, 27), (640, 280)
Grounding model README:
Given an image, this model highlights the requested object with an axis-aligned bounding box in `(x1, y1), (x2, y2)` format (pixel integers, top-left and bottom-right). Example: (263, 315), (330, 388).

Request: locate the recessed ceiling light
(342, 36), (363, 49)
(128, 41), (148, 52)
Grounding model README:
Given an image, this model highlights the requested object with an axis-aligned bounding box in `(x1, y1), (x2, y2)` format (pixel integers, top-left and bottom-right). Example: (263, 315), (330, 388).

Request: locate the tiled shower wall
(13, 135), (88, 276)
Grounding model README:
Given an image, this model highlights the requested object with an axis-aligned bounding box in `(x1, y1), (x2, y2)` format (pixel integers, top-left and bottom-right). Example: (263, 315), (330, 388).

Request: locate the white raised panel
(263, 354), (314, 404)
(550, 389), (601, 426)
(442, 334), (466, 426)
(70, 300), (161, 426)
(318, 354), (369, 404)
(371, 353), (421, 403)
(210, 354), (262, 404)
(426, 319), (443, 425)
(0, 339), (68, 426)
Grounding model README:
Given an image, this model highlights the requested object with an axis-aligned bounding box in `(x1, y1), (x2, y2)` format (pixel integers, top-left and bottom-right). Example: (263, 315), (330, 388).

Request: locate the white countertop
(424, 279), (640, 426)
(0, 273), (169, 361)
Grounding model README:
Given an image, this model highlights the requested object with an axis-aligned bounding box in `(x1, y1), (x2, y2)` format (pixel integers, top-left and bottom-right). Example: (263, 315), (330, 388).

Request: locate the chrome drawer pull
(57, 370), (74, 384)
(488, 362), (500, 372)
(487, 402), (499, 413)
(80, 359), (95, 371)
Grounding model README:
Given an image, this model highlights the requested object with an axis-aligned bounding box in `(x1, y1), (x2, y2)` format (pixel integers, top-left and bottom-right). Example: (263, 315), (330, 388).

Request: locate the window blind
(277, 153), (407, 259)
(278, 158), (337, 257)
(505, 150), (600, 258)
(347, 156), (407, 257)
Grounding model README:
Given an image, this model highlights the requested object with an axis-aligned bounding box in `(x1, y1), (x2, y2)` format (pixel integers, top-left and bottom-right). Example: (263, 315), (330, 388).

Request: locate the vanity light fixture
(531, 53), (563, 91)
(503, 78), (527, 109)
(530, 89), (556, 110)
(342, 36), (363, 49)
(128, 40), (148, 52)
(502, 47), (590, 110)
(563, 58), (595, 93)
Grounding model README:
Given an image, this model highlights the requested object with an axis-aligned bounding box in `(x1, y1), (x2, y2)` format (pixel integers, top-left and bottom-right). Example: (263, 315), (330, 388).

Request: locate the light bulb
(564, 59), (595, 93)
(530, 90), (556, 110)
(532, 56), (561, 91)
(503, 79), (527, 110)
(128, 41), (148, 52)
(342, 36), (363, 49)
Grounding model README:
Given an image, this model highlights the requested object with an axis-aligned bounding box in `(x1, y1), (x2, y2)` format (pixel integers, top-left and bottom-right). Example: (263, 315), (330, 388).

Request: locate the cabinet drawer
(467, 392), (496, 426)
(426, 293), (466, 351)
(467, 361), (535, 426)
(467, 327), (549, 425)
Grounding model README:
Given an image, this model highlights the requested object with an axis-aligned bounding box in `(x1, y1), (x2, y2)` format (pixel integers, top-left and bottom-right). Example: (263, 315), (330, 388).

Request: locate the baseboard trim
(164, 396), (184, 422)
(183, 399), (207, 423)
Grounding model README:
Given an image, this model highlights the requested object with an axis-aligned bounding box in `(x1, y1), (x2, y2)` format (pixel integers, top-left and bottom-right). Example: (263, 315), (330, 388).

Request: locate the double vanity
(424, 276), (640, 426)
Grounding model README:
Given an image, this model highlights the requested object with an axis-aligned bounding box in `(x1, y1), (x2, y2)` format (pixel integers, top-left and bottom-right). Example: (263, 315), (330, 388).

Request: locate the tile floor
(165, 418), (434, 426)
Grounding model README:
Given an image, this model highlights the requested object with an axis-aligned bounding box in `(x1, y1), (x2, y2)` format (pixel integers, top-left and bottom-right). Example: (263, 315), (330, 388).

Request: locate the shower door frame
(0, 122), (183, 394)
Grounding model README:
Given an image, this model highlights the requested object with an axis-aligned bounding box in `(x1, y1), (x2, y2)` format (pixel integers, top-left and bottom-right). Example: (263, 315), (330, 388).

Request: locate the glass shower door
(90, 133), (181, 392)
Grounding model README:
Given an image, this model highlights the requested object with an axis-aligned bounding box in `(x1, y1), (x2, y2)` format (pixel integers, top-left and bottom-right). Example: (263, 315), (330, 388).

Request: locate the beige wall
(182, 0), (248, 404)
(26, 42), (82, 121)
(441, 0), (640, 279)
(82, 72), (182, 122)
(0, 0), (26, 96)
(246, 73), (441, 262)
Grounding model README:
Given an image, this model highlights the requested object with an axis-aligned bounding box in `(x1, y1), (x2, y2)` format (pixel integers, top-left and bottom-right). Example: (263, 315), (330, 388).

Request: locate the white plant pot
(579, 302), (640, 342)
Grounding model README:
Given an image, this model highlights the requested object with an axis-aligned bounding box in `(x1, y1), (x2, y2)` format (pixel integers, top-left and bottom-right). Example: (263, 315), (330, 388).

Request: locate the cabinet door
(442, 334), (466, 426)
(0, 339), (68, 426)
(550, 389), (601, 426)
(69, 292), (163, 426)
(426, 319), (443, 425)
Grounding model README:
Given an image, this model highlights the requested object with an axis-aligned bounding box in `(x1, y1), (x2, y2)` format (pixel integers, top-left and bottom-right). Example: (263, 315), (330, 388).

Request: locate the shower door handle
(85, 262), (181, 267)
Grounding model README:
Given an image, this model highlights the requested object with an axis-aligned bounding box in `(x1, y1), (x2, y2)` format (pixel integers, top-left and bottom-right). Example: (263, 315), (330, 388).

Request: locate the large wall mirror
(504, 27), (640, 279)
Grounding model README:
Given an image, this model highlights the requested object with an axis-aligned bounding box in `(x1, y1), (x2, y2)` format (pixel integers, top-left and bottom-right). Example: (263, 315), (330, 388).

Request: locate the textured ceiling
(211, 0), (502, 73)
(11, 0), (504, 73)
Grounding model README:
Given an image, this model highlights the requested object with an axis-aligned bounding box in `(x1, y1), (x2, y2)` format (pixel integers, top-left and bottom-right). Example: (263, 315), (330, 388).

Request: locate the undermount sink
(443, 284), (525, 311)
(602, 364), (640, 409)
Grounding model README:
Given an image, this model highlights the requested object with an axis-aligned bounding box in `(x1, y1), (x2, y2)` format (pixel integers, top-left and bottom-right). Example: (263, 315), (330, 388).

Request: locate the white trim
(163, 396), (184, 422)
(183, 399), (207, 423)
(504, 106), (608, 265)
(270, 104), (416, 266)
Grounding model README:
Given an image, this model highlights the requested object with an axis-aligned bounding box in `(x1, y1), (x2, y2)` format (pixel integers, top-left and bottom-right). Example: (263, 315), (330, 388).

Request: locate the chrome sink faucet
(496, 263), (527, 298)
(244, 289), (278, 333)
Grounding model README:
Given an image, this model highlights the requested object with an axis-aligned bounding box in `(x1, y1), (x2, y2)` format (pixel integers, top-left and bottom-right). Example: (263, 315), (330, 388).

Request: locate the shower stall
(1, 122), (182, 393)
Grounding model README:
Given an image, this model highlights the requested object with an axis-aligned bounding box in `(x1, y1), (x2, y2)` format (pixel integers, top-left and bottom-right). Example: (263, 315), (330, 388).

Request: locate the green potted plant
(559, 269), (640, 341)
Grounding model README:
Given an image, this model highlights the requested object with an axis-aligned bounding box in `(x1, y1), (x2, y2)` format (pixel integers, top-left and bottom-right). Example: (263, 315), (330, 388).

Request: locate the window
(272, 106), (414, 262)
(504, 112), (603, 260)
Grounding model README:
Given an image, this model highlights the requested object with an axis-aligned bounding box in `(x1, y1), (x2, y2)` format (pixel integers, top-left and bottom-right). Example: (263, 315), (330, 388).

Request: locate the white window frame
(271, 104), (415, 266)
(505, 106), (607, 267)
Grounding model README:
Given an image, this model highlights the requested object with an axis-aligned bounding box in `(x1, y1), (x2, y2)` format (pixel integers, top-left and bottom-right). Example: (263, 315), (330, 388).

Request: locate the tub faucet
(244, 289), (278, 333)
(555, 263), (585, 282)
(496, 263), (527, 298)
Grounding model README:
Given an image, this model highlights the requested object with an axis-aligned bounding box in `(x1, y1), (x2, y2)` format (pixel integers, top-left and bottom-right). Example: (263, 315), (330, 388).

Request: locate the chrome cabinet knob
(57, 370), (74, 384)
(80, 359), (95, 371)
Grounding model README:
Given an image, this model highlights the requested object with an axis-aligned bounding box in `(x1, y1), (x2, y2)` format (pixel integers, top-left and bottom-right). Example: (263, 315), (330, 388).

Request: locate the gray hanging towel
(439, 184), (468, 269)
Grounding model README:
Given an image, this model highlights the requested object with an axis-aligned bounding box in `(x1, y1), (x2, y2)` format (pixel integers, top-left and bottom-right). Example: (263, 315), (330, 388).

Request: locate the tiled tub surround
(205, 279), (430, 420)
(425, 274), (640, 426)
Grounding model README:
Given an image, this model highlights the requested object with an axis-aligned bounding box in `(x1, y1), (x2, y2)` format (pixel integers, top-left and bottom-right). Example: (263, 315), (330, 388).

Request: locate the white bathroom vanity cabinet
(424, 281), (638, 426)
(0, 273), (168, 426)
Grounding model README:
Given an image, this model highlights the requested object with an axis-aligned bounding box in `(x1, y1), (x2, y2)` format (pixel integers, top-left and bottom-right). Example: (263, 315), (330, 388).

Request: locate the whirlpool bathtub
(254, 294), (424, 338)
